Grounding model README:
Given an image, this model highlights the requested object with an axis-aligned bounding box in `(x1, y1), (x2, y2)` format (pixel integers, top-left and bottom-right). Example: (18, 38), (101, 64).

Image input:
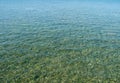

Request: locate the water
(0, 0), (120, 82)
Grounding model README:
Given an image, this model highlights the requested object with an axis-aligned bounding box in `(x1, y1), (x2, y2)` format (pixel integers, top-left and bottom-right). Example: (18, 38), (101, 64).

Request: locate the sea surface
(0, 0), (120, 82)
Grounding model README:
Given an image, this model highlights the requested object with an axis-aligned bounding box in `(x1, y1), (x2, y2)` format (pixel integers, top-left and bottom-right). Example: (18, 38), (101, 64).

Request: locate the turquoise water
(0, 0), (120, 82)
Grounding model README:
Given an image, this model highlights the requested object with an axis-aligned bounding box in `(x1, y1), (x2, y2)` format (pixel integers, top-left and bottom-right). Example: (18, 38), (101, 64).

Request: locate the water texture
(0, 0), (120, 82)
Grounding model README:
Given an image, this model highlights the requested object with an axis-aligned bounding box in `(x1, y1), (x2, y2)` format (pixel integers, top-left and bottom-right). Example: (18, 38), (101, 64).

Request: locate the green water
(0, 1), (120, 83)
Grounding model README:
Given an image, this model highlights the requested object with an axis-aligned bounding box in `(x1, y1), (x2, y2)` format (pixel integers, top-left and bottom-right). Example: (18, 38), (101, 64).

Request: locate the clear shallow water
(0, 0), (120, 82)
